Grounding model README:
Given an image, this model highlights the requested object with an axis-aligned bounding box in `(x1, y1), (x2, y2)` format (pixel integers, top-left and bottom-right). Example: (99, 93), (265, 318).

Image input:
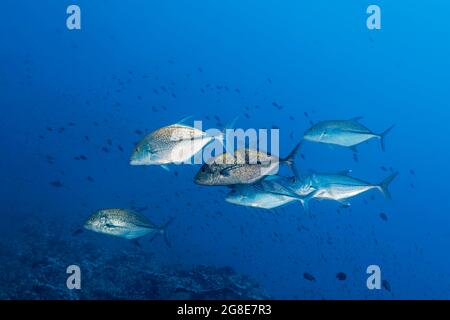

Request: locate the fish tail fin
(159, 217), (175, 248)
(377, 172), (399, 199)
(281, 141), (302, 175)
(379, 125), (395, 152)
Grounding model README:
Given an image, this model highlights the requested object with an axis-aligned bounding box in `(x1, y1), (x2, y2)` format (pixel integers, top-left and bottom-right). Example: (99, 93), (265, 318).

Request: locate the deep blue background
(1, 0), (449, 299)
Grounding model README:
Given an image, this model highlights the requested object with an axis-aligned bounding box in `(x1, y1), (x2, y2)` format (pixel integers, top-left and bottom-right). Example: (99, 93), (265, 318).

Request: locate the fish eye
(201, 166), (207, 173)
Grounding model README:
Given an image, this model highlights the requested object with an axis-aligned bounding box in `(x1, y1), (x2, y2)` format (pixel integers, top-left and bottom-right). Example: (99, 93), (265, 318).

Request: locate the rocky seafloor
(0, 219), (268, 300)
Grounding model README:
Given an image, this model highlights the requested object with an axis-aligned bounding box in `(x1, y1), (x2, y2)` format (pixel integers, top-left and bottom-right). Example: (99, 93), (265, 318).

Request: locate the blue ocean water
(1, 0), (449, 299)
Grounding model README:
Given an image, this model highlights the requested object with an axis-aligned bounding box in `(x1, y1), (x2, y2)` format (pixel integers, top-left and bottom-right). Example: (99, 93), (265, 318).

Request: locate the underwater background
(1, 0), (450, 299)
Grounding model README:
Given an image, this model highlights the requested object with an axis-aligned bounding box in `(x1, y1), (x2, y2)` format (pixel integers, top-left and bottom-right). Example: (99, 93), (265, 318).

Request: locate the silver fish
(225, 175), (314, 210)
(293, 170), (398, 207)
(303, 117), (394, 151)
(194, 143), (301, 186)
(84, 208), (173, 246)
(130, 119), (223, 170)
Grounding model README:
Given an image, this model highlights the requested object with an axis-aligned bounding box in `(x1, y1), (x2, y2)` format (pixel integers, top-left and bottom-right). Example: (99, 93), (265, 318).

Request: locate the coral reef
(0, 220), (268, 300)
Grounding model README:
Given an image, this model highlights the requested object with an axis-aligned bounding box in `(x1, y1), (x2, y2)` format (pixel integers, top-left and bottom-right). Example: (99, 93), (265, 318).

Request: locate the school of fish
(81, 116), (397, 244)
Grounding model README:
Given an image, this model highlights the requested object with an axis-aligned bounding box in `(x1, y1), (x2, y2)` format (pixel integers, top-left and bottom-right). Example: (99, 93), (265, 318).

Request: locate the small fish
(303, 272), (315, 282)
(84, 208), (173, 246)
(303, 117), (395, 151)
(379, 212), (388, 221)
(49, 180), (63, 188)
(45, 155), (54, 163)
(382, 279), (391, 292)
(336, 272), (347, 281)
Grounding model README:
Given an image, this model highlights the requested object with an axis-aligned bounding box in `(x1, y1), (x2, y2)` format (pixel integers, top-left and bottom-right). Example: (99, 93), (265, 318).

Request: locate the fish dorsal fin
(175, 116), (194, 126)
(349, 116), (363, 122)
(223, 116), (239, 131)
(337, 169), (352, 176)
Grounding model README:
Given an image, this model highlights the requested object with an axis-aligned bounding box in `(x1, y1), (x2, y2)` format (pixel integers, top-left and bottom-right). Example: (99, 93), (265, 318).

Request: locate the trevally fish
(130, 117), (223, 170)
(194, 142), (301, 186)
(225, 175), (315, 210)
(303, 117), (395, 151)
(293, 170), (398, 207)
(84, 208), (173, 246)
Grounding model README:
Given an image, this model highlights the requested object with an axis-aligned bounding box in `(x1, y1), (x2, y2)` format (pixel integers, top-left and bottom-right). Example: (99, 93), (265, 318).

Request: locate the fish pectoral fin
(220, 169), (231, 177)
(344, 129), (372, 135)
(131, 222), (154, 229)
(220, 165), (239, 176)
(160, 165), (170, 172)
(337, 199), (351, 207)
(169, 135), (205, 142)
(105, 223), (127, 230)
